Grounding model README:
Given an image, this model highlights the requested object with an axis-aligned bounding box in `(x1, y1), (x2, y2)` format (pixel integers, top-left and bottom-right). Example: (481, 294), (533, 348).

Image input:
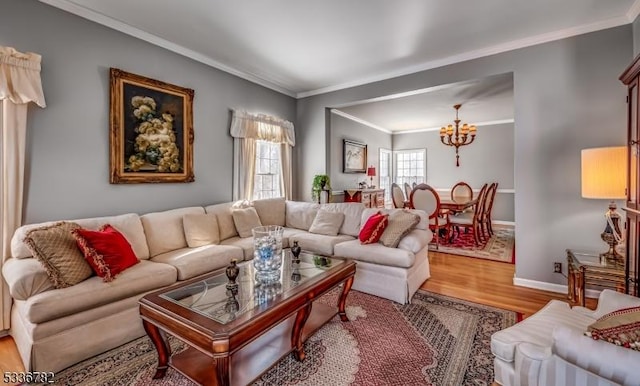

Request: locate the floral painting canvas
(343, 139), (367, 173)
(109, 68), (194, 183)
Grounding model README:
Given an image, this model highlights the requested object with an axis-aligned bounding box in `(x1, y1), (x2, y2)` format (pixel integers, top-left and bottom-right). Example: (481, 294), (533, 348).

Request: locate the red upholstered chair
(410, 184), (450, 249)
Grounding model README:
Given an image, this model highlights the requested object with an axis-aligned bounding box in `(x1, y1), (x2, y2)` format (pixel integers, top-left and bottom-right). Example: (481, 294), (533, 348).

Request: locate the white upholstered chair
(391, 183), (407, 208)
(491, 289), (640, 386)
(410, 184), (450, 249)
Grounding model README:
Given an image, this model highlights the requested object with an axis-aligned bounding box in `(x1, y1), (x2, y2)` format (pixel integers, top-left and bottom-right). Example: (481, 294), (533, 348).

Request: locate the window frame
(393, 148), (427, 188)
(253, 140), (282, 200)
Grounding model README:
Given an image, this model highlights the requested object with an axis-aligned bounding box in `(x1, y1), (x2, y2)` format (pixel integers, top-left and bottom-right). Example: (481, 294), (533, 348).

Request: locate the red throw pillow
(359, 212), (389, 244)
(72, 224), (139, 282)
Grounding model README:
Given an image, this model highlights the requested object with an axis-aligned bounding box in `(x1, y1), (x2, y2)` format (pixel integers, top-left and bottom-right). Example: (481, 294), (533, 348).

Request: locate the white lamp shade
(581, 146), (627, 199)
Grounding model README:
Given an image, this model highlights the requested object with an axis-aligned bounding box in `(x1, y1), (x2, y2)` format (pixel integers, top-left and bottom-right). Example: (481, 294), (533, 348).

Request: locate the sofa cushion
(285, 201), (320, 230)
(359, 212), (388, 244)
(205, 202), (238, 240)
(333, 239), (415, 268)
(308, 210), (345, 236)
(220, 236), (255, 260)
(12, 213), (150, 260)
(22, 260), (177, 324)
(141, 207), (204, 257)
(320, 203), (365, 236)
(379, 211), (420, 248)
(253, 197), (286, 226)
(24, 222), (93, 289)
(72, 224), (140, 282)
(151, 245), (244, 280)
(290, 233), (354, 256)
(490, 299), (594, 363)
(585, 306), (640, 350)
(232, 207), (262, 238)
(2, 257), (54, 300)
(183, 213), (220, 247)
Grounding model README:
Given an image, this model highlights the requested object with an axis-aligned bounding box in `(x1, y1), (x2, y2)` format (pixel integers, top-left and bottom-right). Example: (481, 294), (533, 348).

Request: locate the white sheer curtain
(0, 47), (46, 331)
(230, 110), (295, 201)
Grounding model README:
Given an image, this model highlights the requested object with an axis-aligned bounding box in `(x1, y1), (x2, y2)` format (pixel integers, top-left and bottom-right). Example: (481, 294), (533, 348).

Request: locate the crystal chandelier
(439, 104), (477, 167)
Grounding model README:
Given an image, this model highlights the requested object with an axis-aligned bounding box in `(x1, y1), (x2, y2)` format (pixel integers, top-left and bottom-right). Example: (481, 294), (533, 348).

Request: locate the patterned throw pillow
(24, 221), (93, 288)
(585, 306), (640, 350)
(378, 210), (420, 248)
(72, 224), (140, 282)
(359, 212), (389, 244)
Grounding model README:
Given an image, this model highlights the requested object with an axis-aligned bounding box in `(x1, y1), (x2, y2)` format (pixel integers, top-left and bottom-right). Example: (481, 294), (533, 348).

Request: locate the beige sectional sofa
(2, 198), (432, 373)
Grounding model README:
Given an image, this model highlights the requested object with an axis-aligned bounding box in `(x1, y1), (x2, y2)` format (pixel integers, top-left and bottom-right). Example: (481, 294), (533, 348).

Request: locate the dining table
(440, 196), (478, 212)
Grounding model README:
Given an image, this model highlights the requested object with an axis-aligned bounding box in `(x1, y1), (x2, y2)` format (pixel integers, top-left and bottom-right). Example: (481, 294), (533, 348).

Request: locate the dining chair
(410, 183), (450, 250)
(480, 182), (498, 238)
(449, 183), (488, 247)
(412, 182), (417, 189)
(404, 183), (412, 203)
(450, 181), (473, 214)
(391, 183), (407, 208)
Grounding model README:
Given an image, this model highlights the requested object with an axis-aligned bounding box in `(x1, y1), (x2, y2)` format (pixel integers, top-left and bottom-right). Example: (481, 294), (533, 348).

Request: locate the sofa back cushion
(205, 202), (238, 240)
(285, 201), (320, 230)
(141, 207), (204, 257)
(253, 197), (286, 226)
(232, 207), (263, 238)
(183, 213), (220, 247)
(320, 203), (365, 237)
(12, 213), (150, 260)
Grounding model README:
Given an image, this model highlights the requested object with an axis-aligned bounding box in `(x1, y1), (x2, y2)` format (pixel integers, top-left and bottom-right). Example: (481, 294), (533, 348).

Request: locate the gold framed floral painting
(109, 68), (194, 183)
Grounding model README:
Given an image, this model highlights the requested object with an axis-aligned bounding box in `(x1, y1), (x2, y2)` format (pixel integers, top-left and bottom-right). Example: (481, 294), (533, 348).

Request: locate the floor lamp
(581, 146), (627, 266)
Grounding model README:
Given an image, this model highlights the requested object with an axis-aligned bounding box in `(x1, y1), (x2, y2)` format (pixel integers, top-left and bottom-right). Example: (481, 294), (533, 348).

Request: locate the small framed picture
(109, 68), (194, 183)
(343, 139), (367, 173)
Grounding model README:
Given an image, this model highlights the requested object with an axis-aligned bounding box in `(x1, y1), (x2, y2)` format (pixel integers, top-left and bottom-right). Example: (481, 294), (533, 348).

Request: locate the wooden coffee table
(139, 251), (356, 386)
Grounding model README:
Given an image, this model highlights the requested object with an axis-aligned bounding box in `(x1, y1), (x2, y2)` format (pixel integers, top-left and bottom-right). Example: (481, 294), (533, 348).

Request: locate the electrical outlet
(554, 262), (562, 273)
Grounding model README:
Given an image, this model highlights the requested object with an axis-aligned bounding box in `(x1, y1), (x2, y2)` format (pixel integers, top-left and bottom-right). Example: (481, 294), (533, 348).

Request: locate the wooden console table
(567, 249), (625, 306)
(343, 189), (384, 208)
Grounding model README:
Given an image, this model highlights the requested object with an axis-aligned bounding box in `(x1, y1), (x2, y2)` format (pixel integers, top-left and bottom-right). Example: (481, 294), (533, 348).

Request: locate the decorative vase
(225, 259), (239, 294)
(291, 241), (301, 260)
(252, 225), (284, 282)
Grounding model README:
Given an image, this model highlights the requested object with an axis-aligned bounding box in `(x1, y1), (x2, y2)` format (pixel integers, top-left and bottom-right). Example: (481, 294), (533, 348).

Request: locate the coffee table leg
(292, 303), (312, 361)
(338, 275), (354, 322)
(215, 356), (230, 386)
(143, 320), (171, 379)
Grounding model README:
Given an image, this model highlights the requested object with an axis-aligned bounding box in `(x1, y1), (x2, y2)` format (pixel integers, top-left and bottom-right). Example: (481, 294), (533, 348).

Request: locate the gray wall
(634, 14), (640, 56)
(1, 0), (295, 223)
(393, 122), (515, 222)
(329, 112), (392, 195)
(296, 26), (632, 286)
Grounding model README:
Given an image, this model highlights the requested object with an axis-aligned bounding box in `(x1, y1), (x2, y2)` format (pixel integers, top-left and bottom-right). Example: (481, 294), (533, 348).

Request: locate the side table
(566, 249), (625, 306)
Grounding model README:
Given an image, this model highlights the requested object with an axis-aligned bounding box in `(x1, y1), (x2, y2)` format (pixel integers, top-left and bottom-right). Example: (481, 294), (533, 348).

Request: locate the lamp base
(599, 202), (624, 267)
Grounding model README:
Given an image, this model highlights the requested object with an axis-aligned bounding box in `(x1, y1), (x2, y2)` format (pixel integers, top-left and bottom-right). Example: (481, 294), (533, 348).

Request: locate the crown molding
(297, 16), (630, 98)
(330, 109), (392, 134)
(627, 0), (640, 22)
(392, 119), (514, 135)
(38, 0), (297, 97)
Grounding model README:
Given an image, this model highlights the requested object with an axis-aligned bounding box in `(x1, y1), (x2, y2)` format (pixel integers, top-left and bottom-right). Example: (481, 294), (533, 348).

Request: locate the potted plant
(311, 174), (331, 201)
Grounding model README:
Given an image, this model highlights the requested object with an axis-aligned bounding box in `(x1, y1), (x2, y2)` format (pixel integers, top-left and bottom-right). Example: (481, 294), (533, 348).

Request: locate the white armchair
(491, 290), (640, 386)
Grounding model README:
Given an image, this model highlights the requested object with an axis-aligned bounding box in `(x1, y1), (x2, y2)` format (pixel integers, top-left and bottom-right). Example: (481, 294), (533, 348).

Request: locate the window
(379, 148), (392, 204)
(253, 140), (281, 200)
(394, 149), (426, 187)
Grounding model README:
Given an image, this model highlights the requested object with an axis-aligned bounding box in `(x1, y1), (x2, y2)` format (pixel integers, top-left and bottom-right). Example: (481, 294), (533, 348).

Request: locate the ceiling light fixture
(439, 104), (477, 167)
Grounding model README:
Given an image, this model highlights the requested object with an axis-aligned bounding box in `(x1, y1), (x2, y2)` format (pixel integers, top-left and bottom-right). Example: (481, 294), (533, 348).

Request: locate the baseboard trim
(513, 277), (601, 299)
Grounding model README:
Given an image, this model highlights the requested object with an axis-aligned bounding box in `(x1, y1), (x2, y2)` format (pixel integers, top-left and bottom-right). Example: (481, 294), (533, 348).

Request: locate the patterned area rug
(48, 290), (517, 386)
(430, 227), (515, 263)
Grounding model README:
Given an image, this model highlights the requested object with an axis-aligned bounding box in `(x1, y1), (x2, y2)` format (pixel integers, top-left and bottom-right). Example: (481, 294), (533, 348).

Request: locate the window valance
(230, 109), (295, 146)
(0, 46), (46, 107)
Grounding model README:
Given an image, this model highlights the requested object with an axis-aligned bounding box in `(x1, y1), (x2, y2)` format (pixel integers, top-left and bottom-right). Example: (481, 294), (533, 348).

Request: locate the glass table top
(569, 250), (624, 270)
(160, 251), (343, 325)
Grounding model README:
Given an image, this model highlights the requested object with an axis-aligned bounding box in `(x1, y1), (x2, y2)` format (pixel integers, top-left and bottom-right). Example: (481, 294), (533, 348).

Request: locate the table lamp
(581, 146), (627, 266)
(367, 166), (376, 188)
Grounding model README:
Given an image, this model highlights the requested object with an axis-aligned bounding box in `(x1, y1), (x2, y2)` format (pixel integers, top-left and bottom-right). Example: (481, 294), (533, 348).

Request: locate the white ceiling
(41, 0), (640, 98)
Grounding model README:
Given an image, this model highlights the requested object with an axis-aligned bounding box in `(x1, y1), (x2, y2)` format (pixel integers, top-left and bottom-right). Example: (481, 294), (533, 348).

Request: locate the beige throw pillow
(183, 213), (220, 247)
(23, 221), (93, 288)
(232, 207), (263, 238)
(379, 210), (421, 248)
(309, 210), (345, 236)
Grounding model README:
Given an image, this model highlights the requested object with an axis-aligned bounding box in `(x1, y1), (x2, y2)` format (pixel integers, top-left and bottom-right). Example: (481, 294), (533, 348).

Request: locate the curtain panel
(230, 110), (295, 201)
(0, 46), (46, 332)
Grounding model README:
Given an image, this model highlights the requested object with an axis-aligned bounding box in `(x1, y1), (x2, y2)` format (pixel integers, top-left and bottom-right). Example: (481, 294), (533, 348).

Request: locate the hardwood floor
(0, 251), (596, 379)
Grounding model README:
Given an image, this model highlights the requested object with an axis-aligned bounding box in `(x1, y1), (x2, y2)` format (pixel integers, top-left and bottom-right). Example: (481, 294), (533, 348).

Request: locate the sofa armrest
(586, 289), (640, 319)
(513, 342), (552, 386)
(2, 257), (54, 300)
(552, 325), (640, 385)
(397, 229), (432, 253)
